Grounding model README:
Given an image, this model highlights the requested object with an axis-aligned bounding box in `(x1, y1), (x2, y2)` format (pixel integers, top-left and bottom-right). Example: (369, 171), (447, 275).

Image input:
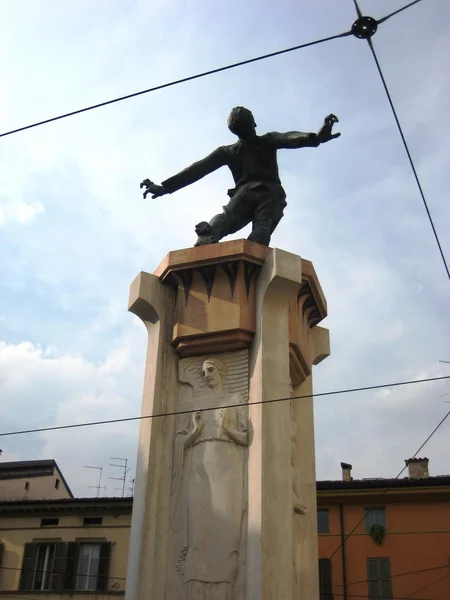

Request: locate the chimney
(340, 462), (353, 482)
(405, 457), (429, 480)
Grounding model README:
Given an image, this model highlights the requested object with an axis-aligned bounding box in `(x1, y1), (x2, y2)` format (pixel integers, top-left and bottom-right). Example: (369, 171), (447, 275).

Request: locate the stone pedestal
(125, 240), (330, 600)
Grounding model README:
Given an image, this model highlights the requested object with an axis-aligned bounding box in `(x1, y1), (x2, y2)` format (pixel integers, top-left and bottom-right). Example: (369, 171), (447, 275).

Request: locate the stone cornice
(317, 487), (450, 505)
(0, 498), (132, 516)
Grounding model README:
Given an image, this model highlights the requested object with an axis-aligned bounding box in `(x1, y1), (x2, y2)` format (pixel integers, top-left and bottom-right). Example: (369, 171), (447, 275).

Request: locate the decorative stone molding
(154, 240), (269, 357)
(288, 259), (329, 386)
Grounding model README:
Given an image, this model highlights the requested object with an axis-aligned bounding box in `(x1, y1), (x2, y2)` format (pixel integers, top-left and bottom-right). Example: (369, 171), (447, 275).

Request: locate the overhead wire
(0, 375), (448, 438)
(0, 539), (447, 591)
(377, 0), (425, 25)
(0, 562), (126, 582)
(1, 0), (447, 590)
(349, 0), (450, 280)
(0, 31), (351, 139)
(332, 593), (444, 600)
(403, 572), (450, 599)
(333, 563), (450, 590)
(365, 35), (450, 280)
(0, 3), (447, 599)
(327, 407), (450, 560)
(0, 1), (428, 140)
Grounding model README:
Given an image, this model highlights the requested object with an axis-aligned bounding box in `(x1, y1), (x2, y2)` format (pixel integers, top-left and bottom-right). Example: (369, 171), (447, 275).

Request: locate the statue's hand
(317, 114), (341, 144)
(217, 408), (225, 429)
(140, 178), (165, 199)
(192, 411), (203, 432)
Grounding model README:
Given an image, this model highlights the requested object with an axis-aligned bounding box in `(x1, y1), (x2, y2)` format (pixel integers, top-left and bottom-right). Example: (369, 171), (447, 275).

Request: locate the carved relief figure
(172, 357), (248, 600)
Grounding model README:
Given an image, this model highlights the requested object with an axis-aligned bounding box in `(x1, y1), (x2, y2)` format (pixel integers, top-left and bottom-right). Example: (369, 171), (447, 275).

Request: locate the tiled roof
(317, 476), (450, 491)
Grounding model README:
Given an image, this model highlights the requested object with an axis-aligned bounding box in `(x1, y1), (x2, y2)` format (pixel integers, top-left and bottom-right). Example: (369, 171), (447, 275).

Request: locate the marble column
(125, 240), (330, 600)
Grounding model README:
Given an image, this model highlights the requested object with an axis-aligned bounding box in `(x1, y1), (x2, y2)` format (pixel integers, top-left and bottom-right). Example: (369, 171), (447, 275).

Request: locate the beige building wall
(0, 473), (72, 501)
(0, 505), (131, 597)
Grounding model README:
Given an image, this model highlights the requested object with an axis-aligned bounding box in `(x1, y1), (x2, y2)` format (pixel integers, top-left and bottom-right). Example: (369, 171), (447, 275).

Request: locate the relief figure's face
(201, 361), (222, 389)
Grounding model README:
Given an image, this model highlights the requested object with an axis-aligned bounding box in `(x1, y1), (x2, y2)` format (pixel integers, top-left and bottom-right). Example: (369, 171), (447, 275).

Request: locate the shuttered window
(19, 543), (39, 591)
(364, 508), (386, 531)
(51, 542), (66, 590)
(317, 509), (330, 533)
(319, 558), (333, 600)
(0, 542), (4, 584)
(367, 557), (393, 600)
(19, 540), (111, 592)
(63, 541), (111, 592)
(63, 542), (80, 591)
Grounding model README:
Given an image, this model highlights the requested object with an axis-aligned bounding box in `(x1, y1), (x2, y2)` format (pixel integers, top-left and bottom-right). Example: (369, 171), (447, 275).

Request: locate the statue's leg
(194, 190), (253, 246)
(248, 189), (287, 246)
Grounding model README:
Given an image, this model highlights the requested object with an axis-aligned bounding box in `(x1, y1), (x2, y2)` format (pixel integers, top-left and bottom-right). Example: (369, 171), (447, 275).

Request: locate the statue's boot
(194, 221), (219, 246)
(247, 217), (273, 247)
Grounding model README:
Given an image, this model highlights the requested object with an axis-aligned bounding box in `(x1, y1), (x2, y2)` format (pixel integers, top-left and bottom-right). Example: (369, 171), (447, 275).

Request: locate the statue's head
(227, 107), (257, 139)
(201, 357), (227, 390)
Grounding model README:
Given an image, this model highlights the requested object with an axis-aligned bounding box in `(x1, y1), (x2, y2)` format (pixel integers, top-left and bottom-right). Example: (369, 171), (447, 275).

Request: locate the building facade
(1, 458), (449, 599)
(0, 460), (73, 501)
(0, 497), (132, 600)
(317, 459), (450, 600)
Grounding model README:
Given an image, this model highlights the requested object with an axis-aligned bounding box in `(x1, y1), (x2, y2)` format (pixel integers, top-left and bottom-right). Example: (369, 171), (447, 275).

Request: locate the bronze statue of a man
(141, 107), (340, 247)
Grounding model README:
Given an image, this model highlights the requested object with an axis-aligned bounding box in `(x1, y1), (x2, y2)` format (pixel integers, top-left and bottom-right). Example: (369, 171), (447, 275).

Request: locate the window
(317, 509), (330, 533)
(367, 557), (393, 600)
(20, 541), (111, 592)
(55, 478), (60, 489)
(40, 518), (59, 527)
(364, 508), (386, 531)
(319, 558), (333, 600)
(83, 517), (103, 526)
(24, 481), (30, 491)
(76, 544), (100, 591)
(19, 542), (65, 591)
(33, 544), (55, 590)
(64, 541), (111, 592)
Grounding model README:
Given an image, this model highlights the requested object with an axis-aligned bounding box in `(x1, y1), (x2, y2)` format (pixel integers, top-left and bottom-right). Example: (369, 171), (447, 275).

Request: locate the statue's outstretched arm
(271, 114), (341, 149)
(141, 147), (227, 199)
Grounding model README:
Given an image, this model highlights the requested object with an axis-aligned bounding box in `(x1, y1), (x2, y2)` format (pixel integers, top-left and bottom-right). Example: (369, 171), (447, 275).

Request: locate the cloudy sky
(1, 0), (449, 498)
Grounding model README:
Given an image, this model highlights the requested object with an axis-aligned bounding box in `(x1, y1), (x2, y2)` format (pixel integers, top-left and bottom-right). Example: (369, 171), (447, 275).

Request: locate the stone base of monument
(125, 239), (330, 600)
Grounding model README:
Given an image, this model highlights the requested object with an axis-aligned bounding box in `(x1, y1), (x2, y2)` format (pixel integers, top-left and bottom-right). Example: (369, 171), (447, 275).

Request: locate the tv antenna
(108, 457), (130, 497)
(83, 465), (105, 497)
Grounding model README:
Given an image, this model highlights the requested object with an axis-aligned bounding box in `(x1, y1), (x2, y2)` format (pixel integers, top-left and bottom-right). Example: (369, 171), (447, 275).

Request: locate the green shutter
(63, 542), (79, 590)
(96, 542), (111, 591)
(367, 557), (393, 600)
(367, 558), (380, 600)
(319, 558), (333, 600)
(0, 542), (4, 584)
(50, 542), (66, 591)
(379, 558), (393, 599)
(19, 543), (38, 591)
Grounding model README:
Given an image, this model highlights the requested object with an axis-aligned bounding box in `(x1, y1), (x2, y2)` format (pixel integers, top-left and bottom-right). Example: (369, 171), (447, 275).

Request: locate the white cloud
(0, 340), (140, 495)
(0, 0), (449, 495)
(0, 200), (44, 225)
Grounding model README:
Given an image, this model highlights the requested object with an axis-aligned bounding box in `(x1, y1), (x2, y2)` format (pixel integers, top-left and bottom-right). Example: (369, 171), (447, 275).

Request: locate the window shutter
(19, 543), (38, 591)
(0, 542), (4, 583)
(96, 542), (111, 591)
(367, 558), (380, 600)
(319, 558), (333, 600)
(379, 558), (393, 599)
(51, 542), (66, 590)
(63, 542), (79, 590)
